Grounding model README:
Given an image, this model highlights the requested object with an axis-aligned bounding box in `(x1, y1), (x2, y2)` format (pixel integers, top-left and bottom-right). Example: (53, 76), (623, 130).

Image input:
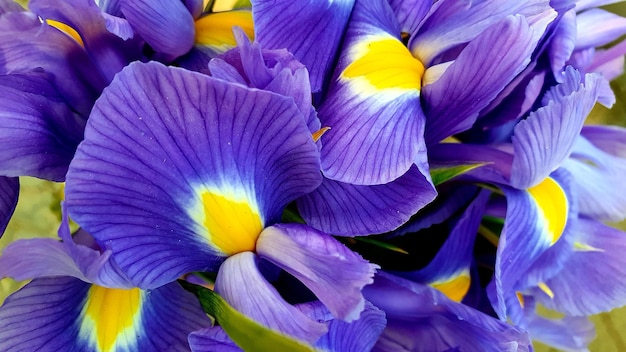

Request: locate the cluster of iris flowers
(1, 0), (626, 350)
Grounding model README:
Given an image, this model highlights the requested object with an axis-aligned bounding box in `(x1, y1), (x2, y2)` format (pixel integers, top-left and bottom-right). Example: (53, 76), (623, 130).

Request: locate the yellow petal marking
(46, 20), (84, 47)
(430, 269), (471, 302)
(194, 10), (254, 53)
(202, 190), (263, 255)
(516, 292), (525, 308)
(573, 242), (604, 252)
(537, 282), (555, 299)
(341, 37), (425, 91)
(83, 286), (142, 352)
(312, 127), (331, 142)
(527, 177), (568, 245)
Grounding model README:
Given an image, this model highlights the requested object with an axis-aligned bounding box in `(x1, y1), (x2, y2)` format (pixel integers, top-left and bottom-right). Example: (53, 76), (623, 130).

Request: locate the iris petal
(65, 61), (321, 288)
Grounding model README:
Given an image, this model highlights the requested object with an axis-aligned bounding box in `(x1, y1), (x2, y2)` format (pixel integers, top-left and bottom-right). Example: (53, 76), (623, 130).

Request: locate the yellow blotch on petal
(202, 191), (263, 255)
(430, 270), (471, 302)
(537, 282), (555, 299)
(46, 20), (84, 47)
(83, 286), (142, 352)
(341, 37), (425, 91)
(312, 127), (331, 142)
(516, 292), (525, 308)
(528, 177), (568, 245)
(194, 11), (254, 53)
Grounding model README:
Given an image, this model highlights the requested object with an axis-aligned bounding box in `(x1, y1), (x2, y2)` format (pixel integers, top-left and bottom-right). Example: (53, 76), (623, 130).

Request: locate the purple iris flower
(64, 61), (378, 345)
(0, 206), (212, 350)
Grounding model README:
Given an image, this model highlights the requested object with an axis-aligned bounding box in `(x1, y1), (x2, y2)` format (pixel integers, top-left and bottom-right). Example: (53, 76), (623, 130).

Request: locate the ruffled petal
(510, 69), (606, 189)
(256, 224), (378, 321)
(297, 165), (436, 236)
(549, 10), (577, 81)
(531, 218), (626, 316)
(65, 61), (321, 289)
(0, 71), (85, 181)
(318, 0), (427, 185)
(423, 15), (546, 144)
(0, 277), (210, 351)
(120, 0), (195, 57)
(0, 177), (18, 236)
(214, 252), (327, 344)
(210, 30), (320, 133)
(251, 0), (354, 92)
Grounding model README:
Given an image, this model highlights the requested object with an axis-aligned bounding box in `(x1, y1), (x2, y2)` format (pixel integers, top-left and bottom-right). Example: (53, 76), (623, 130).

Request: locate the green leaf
(179, 281), (314, 352)
(354, 237), (409, 254)
(430, 163), (488, 186)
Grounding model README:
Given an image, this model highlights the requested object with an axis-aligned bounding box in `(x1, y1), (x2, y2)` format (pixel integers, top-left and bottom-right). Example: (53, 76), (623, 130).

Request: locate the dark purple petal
(256, 224), (378, 321)
(189, 327), (242, 352)
(214, 252), (327, 344)
(0, 72), (86, 181)
(0, 277), (91, 351)
(30, 0), (136, 81)
(251, 0), (355, 92)
(66, 61), (321, 289)
(387, 0), (430, 34)
(297, 165), (436, 236)
(0, 278), (210, 351)
(0, 11), (106, 116)
(365, 272), (532, 352)
(423, 15), (544, 144)
(120, 0), (195, 57)
(394, 190), (490, 304)
(0, 177), (18, 236)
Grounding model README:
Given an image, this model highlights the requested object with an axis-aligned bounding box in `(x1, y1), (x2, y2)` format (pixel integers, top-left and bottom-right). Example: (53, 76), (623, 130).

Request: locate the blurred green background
(1, 1), (626, 351)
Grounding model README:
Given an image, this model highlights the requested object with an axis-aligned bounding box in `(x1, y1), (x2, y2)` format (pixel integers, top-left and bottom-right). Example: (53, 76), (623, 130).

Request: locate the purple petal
(0, 177), (18, 236)
(410, 0), (553, 65)
(423, 15), (543, 144)
(214, 252), (327, 344)
(297, 165), (436, 236)
(387, 0), (430, 34)
(251, 0), (355, 92)
(575, 8), (626, 49)
(0, 0), (23, 14)
(365, 272), (532, 352)
(318, 0), (427, 185)
(0, 71), (85, 181)
(532, 218), (626, 316)
(189, 327), (242, 352)
(549, 10), (577, 81)
(0, 11), (106, 117)
(298, 300), (386, 352)
(564, 136), (626, 221)
(30, 0), (135, 81)
(0, 277), (92, 351)
(510, 68), (605, 189)
(0, 277), (210, 351)
(256, 224), (378, 321)
(395, 190), (490, 303)
(120, 0), (195, 57)
(66, 61), (321, 289)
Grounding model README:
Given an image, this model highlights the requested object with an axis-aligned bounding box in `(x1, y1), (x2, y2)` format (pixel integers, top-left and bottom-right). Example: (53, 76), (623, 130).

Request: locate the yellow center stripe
(341, 37), (425, 91)
(194, 11), (254, 52)
(429, 269), (471, 302)
(46, 20), (84, 47)
(83, 286), (142, 352)
(527, 177), (568, 245)
(202, 190), (263, 255)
